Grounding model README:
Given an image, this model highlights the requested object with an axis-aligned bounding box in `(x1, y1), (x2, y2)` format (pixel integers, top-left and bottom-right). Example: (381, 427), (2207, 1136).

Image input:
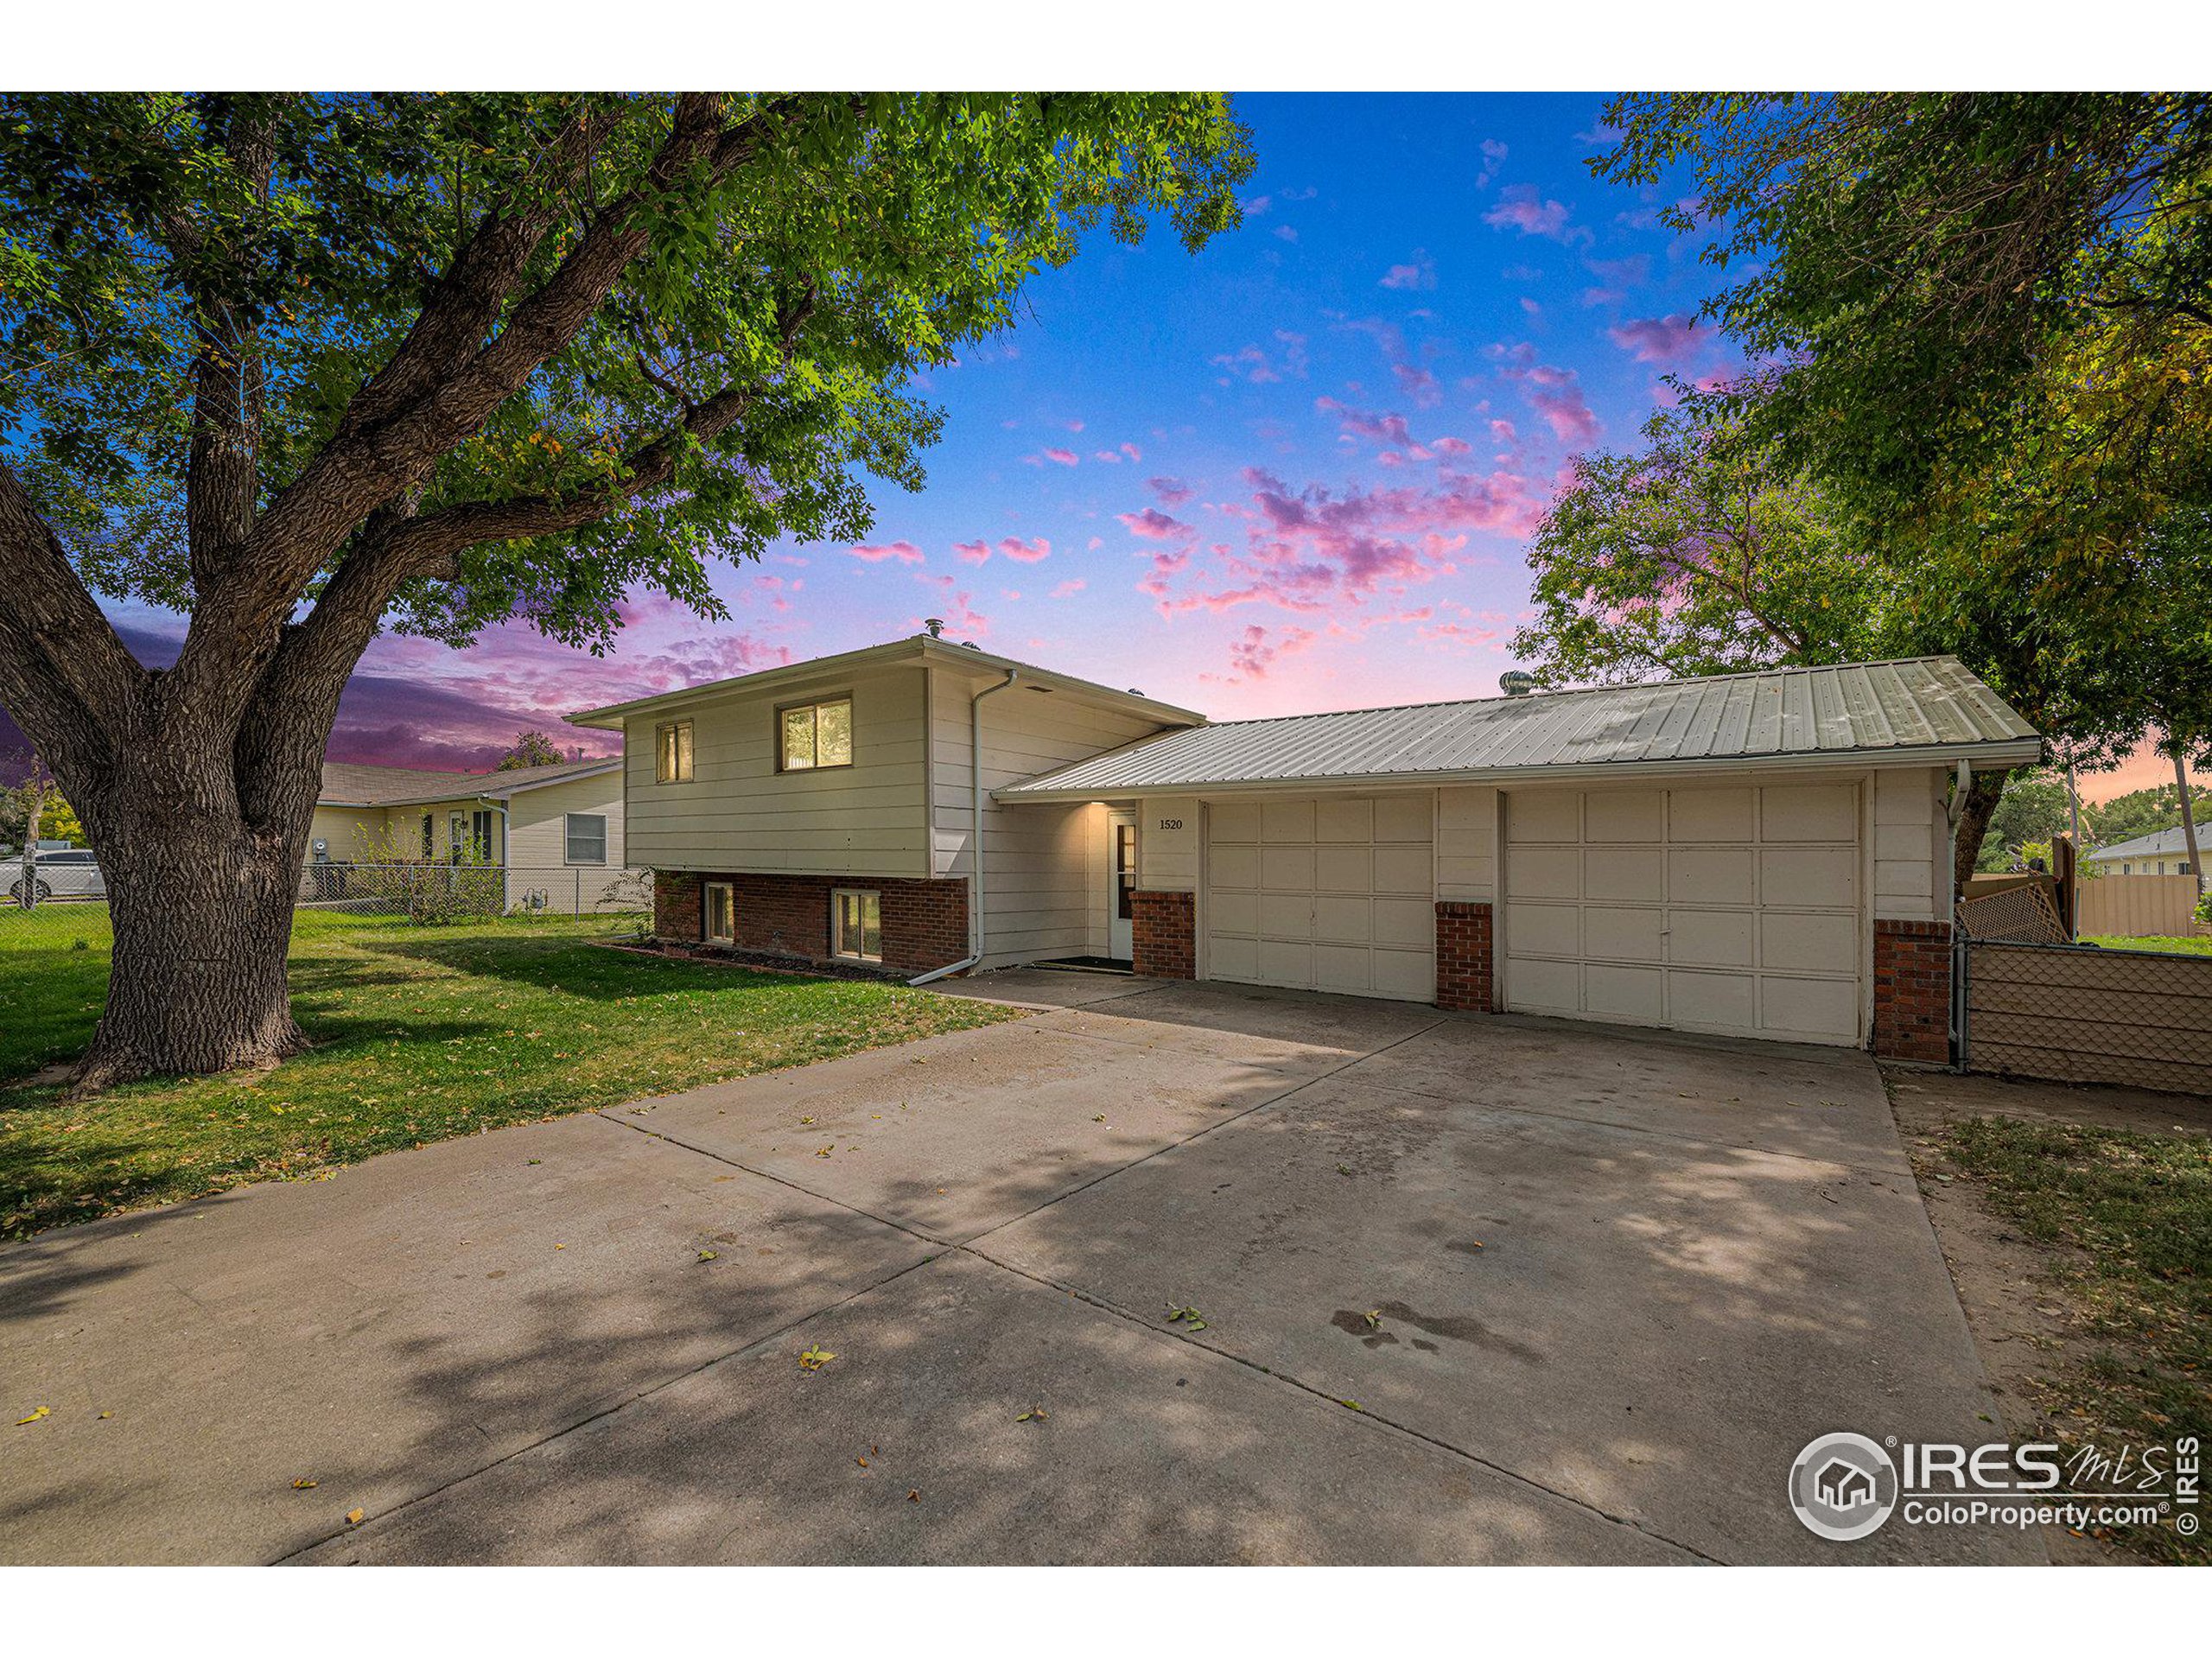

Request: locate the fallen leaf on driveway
(697, 1250), (719, 1262)
(1340, 1400), (1363, 1412)
(346, 1508), (365, 1526)
(16, 1407), (50, 1426)
(1164, 1305), (1209, 1331)
(907, 1489), (920, 1502)
(1015, 1408), (1049, 1422)
(799, 1346), (837, 1372)
(292, 1478), (319, 1490)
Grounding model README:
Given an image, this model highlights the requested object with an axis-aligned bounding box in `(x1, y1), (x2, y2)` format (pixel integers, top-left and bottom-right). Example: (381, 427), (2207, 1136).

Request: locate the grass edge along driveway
(0, 909), (1019, 1242)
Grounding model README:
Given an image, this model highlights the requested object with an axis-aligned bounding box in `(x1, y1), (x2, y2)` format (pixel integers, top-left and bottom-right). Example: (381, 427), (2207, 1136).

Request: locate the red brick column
(1872, 919), (1953, 1063)
(1131, 889), (1195, 980)
(654, 871), (702, 941)
(1435, 900), (1494, 1012)
(880, 879), (969, 972)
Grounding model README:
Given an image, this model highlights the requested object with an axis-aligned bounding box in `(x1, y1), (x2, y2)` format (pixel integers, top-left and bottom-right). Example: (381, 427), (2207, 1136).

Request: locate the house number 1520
(1157, 817), (1184, 831)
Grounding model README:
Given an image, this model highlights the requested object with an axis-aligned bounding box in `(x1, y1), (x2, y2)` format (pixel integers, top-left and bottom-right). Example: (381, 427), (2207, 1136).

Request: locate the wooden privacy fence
(1961, 939), (2212, 1096)
(2075, 874), (2208, 939)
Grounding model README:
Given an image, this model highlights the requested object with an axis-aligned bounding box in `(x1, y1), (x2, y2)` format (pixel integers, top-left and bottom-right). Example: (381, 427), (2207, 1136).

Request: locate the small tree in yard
(0, 92), (1250, 1087)
(495, 729), (566, 771)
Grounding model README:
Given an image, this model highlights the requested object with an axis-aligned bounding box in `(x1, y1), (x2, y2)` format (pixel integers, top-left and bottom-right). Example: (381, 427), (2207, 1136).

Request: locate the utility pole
(2175, 746), (2206, 899)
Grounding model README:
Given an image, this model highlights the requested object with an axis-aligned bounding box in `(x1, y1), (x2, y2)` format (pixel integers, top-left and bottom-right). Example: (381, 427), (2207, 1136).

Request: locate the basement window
(703, 881), (735, 945)
(831, 888), (882, 963)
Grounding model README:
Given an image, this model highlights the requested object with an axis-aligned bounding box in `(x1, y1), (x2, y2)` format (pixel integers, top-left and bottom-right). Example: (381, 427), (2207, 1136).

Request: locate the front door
(1108, 811), (1138, 961)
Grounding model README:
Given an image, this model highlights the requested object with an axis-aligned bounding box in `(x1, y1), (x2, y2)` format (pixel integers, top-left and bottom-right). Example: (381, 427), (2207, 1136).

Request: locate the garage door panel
(1759, 910), (1858, 974)
(1373, 792), (1434, 842)
(1210, 891), (1258, 935)
(1207, 934), (1257, 979)
(1759, 846), (1855, 908)
(1370, 846), (1428, 894)
(1584, 906), (1665, 962)
(1586, 963), (1665, 1022)
(1585, 789), (1664, 842)
(1256, 939), (1313, 983)
(1586, 847), (1663, 902)
(1210, 845), (1259, 888)
(1667, 908), (1754, 969)
(1511, 845), (1581, 900)
(1510, 790), (1581, 842)
(1761, 784), (1857, 842)
(1261, 846), (1315, 890)
(1510, 957), (1581, 1014)
(1314, 797), (1374, 842)
(1666, 969), (1757, 1033)
(1313, 894), (1372, 943)
(1314, 846), (1371, 892)
(1372, 897), (1433, 948)
(1504, 900), (1580, 958)
(1313, 943), (1373, 993)
(1669, 786), (1754, 842)
(1372, 948), (1436, 1000)
(1669, 846), (1754, 906)
(1760, 976), (1859, 1041)
(1262, 800), (1315, 843)
(1211, 802), (1261, 842)
(1258, 892), (1314, 938)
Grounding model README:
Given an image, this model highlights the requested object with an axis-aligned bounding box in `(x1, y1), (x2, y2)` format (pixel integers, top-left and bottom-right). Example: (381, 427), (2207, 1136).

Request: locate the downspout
(908, 667), (1020, 986)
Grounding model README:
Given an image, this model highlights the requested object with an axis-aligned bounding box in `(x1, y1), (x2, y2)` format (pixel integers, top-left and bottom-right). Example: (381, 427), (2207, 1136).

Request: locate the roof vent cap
(963, 640), (981, 650)
(923, 617), (945, 638)
(1498, 670), (1536, 698)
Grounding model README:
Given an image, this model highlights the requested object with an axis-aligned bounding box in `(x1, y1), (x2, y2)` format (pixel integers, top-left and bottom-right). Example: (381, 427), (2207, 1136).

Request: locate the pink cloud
(1390, 361), (1442, 408)
(850, 540), (925, 564)
(1208, 331), (1308, 385)
(1483, 188), (1582, 243)
(1314, 396), (1412, 448)
(1379, 253), (1436, 291)
(998, 537), (1052, 563)
(1224, 623), (1317, 681)
(1041, 448), (1079, 467)
(1117, 506), (1196, 542)
(1149, 476), (1195, 506)
(1051, 577), (1087, 599)
(953, 539), (991, 565)
(1429, 435), (1473, 456)
(1608, 313), (1705, 365)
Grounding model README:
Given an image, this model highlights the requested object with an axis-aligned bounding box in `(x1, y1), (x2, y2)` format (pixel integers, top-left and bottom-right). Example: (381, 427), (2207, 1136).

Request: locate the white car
(8, 848), (106, 903)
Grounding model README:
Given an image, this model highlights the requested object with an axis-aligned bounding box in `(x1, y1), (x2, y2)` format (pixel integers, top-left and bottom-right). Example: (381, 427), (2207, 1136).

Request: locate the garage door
(1205, 794), (1435, 1001)
(1503, 784), (1863, 1046)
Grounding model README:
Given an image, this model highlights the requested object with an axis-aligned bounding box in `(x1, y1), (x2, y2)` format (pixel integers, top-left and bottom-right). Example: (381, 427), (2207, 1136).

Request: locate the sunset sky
(72, 92), (2171, 800)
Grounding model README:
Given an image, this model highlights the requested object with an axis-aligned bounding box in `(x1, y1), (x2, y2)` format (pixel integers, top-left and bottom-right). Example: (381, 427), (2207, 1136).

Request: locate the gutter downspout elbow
(909, 668), (1020, 988)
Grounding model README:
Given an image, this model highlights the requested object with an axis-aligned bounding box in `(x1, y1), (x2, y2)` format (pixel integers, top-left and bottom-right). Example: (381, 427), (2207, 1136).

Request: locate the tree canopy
(495, 730), (567, 771)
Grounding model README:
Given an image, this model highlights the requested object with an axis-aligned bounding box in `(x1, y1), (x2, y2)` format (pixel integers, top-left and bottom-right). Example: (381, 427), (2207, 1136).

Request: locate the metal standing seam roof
(995, 657), (2044, 800)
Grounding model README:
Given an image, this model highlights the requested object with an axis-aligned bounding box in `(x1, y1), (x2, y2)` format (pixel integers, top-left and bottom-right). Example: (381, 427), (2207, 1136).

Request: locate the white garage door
(1205, 794), (1435, 1001)
(1503, 783), (1863, 1046)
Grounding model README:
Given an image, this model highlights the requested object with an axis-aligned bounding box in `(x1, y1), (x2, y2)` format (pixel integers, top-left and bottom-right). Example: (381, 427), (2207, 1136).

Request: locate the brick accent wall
(1872, 918), (1953, 1064)
(654, 871), (702, 941)
(1434, 900), (1494, 1013)
(655, 872), (969, 976)
(1131, 889), (1195, 980)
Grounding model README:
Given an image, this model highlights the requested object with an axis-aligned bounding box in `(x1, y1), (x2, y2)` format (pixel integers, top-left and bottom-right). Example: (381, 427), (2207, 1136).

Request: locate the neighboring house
(573, 639), (2041, 1063)
(310, 755), (633, 907)
(2082, 825), (2198, 877)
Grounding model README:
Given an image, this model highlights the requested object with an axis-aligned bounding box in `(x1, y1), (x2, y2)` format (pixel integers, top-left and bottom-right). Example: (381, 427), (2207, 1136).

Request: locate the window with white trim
(779, 696), (854, 772)
(703, 880), (736, 945)
(565, 812), (608, 865)
(656, 719), (694, 783)
(831, 888), (881, 963)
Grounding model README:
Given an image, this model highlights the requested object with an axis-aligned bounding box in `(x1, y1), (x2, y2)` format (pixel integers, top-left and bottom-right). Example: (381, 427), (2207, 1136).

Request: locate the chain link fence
(296, 861), (652, 923)
(1961, 938), (2212, 1096)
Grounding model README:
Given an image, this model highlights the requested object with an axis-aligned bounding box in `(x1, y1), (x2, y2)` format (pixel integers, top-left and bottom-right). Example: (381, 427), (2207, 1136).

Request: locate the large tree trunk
(59, 719), (330, 1093)
(1951, 767), (2010, 903)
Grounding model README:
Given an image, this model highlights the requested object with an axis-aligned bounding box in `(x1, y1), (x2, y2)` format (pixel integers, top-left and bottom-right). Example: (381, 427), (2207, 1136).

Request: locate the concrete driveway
(0, 973), (2035, 1565)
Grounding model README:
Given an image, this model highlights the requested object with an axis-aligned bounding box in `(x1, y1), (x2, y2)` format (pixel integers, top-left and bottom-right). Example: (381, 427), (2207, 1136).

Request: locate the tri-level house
(572, 634), (2043, 1064)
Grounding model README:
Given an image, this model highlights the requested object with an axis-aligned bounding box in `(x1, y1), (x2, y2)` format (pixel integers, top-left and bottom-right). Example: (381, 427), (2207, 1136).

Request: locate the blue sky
(84, 92), (1749, 773)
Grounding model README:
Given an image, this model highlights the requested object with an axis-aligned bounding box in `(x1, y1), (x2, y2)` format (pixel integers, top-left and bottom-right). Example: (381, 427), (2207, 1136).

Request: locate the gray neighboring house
(575, 639), (2042, 1063)
(2083, 825), (2200, 877)
(310, 755), (633, 907)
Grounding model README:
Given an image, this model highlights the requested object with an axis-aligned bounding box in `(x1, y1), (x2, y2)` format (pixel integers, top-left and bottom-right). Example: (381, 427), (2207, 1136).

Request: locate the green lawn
(2082, 934), (2212, 957)
(1939, 1115), (2211, 1566)
(0, 905), (1017, 1241)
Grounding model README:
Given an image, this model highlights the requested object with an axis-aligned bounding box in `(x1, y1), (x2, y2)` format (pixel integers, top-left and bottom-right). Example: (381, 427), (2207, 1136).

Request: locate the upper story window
(779, 696), (854, 772)
(656, 719), (694, 784)
(565, 813), (608, 865)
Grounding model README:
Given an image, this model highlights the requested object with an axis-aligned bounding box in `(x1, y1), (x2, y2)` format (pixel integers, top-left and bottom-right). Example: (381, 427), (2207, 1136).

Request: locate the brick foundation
(1131, 889), (1195, 980)
(1434, 900), (1494, 1012)
(1872, 918), (1953, 1064)
(656, 871), (969, 976)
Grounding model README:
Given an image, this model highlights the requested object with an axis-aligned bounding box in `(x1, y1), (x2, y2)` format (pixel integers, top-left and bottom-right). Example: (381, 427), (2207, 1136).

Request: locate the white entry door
(1204, 794), (1435, 1001)
(1107, 810), (1137, 961)
(1503, 783), (1864, 1046)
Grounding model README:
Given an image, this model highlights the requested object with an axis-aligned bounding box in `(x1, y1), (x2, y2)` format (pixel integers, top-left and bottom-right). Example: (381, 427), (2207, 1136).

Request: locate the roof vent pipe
(923, 618), (944, 638)
(1499, 670), (1536, 697)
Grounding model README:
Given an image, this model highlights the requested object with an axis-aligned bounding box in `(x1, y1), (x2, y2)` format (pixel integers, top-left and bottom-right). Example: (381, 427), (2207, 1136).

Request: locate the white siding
(622, 663), (931, 877)
(1873, 766), (1948, 922)
(931, 661), (1173, 967)
(1436, 784), (1497, 902)
(1134, 796), (1203, 893)
(309, 805), (389, 860)
(505, 772), (634, 906)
